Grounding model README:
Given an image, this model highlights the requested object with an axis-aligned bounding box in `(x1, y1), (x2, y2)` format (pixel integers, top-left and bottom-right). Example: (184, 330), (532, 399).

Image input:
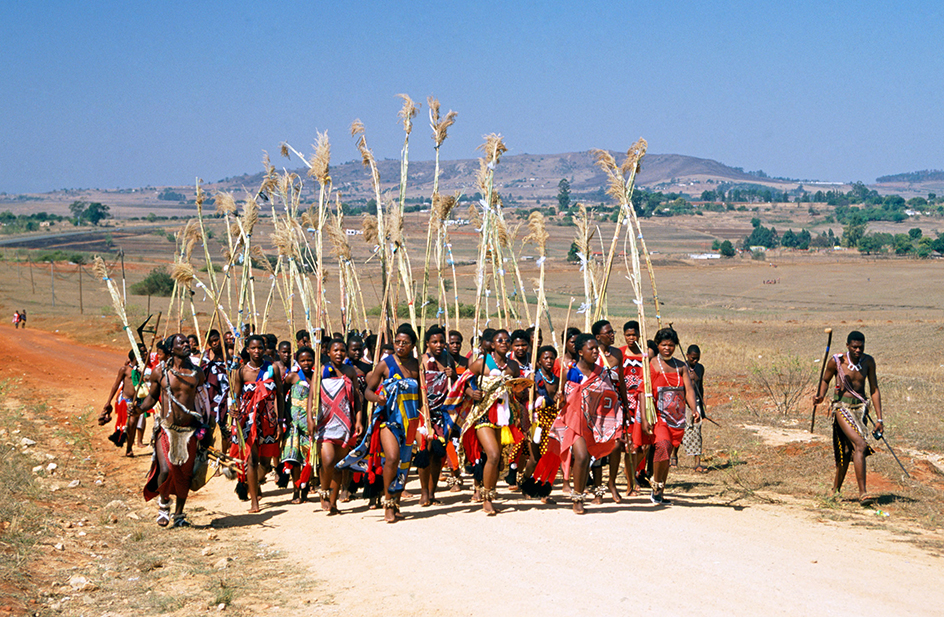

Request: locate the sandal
(157, 499), (171, 527)
(172, 513), (191, 528)
(694, 465), (708, 473)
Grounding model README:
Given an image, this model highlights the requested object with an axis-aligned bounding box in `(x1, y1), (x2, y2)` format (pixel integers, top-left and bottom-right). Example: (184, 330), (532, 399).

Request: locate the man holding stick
(135, 334), (210, 527)
(813, 330), (883, 504)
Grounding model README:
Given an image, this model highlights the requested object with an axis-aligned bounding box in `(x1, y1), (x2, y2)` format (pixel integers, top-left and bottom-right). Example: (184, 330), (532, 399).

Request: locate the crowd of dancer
(97, 319), (717, 526)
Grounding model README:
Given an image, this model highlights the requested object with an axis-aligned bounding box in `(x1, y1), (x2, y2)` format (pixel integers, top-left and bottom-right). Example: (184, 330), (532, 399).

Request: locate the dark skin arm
(99, 364), (127, 424)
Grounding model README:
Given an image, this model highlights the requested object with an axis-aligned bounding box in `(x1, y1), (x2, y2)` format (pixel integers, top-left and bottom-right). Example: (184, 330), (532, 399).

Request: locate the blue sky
(1, 1), (941, 193)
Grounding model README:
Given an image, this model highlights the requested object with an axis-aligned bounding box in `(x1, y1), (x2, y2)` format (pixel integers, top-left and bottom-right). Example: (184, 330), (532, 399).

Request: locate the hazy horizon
(2, 1), (941, 194)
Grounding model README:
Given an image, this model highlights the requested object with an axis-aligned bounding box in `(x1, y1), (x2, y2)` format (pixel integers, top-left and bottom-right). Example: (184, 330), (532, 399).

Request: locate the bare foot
(291, 490), (301, 505)
(592, 493), (604, 505)
(321, 498), (331, 512)
(125, 452), (135, 458)
(328, 506), (341, 516)
(608, 482), (622, 503)
(384, 508), (397, 523)
(472, 488), (483, 503)
(248, 505), (261, 514)
(483, 500), (499, 516)
(573, 501), (585, 515)
(540, 496), (555, 504)
(627, 488), (640, 497)
(449, 482), (462, 493)
(419, 491), (431, 507)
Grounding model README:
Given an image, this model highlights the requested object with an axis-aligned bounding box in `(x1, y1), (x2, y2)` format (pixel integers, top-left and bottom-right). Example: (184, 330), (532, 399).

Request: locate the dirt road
(4, 325), (941, 616)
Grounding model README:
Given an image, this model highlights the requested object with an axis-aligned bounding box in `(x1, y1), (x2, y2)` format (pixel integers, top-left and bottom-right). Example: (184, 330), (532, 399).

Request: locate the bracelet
(876, 418), (883, 422)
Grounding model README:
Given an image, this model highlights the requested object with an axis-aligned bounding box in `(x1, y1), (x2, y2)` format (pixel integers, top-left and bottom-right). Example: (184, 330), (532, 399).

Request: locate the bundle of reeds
(590, 140), (648, 323)
(573, 204), (600, 331)
(421, 97), (458, 333)
(470, 134), (508, 348)
(593, 140), (657, 425)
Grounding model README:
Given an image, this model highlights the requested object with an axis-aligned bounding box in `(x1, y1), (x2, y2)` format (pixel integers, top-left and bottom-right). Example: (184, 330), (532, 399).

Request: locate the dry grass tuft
(279, 142), (290, 159)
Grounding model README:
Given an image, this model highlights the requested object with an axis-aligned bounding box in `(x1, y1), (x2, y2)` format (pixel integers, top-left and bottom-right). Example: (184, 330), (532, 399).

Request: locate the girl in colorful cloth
(230, 335), (284, 513)
(520, 345), (561, 503)
(646, 327), (697, 505)
(338, 324), (420, 524)
(459, 329), (530, 516)
(417, 325), (456, 507)
(548, 333), (623, 514)
(309, 339), (363, 515)
(281, 346), (316, 504)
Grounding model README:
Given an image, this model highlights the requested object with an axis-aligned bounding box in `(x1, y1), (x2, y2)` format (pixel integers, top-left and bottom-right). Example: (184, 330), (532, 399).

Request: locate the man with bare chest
(135, 334), (210, 527)
(813, 330), (884, 504)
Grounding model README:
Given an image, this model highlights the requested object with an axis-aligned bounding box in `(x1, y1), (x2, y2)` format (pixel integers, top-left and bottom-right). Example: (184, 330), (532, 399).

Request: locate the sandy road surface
(3, 325), (941, 617)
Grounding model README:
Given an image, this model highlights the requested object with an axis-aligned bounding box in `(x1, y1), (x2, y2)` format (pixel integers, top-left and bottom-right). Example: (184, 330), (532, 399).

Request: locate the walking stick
(810, 328), (833, 433)
(866, 416), (911, 478)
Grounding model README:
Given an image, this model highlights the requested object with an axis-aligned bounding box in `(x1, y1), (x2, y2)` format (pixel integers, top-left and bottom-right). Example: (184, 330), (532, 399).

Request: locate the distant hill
(208, 150), (805, 203)
(876, 170), (944, 184)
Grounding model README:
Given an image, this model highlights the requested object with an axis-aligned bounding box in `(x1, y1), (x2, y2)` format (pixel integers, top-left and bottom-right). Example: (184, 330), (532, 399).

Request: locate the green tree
(566, 241), (580, 262)
(908, 227), (922, 240)
(893, 233), (913, 255)
(719, 240), (736, 257)
(841, 219), (867, 248)
(711, 239), (721, 251)
(68, 200), (87, 223)
(84, 202), (110, 225)
(557, 178), (571, 210)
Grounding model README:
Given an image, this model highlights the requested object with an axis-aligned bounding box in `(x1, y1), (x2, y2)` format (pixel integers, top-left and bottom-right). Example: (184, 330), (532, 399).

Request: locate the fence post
(51, 262), (55, 308)
(78, 264), (84, 314)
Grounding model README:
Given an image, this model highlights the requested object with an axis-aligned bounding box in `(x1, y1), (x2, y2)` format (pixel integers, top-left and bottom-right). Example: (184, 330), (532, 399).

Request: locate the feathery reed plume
(280, 142), (290, 159)
(362, 215), (379, 246)
(396, 94), (419, 135)
(467, 203), (482, 228)
(307, 131), (331, 185)
(182, 219), (201, 262)
(621, 138), (648, 176)
(259, 152), (278, 195)
(524, 211), (550, 255)
(326, 214), (352, 262)
(271, 226), (298, 259)
(241, 194), (260, 237)
(435, 193), (457, 221)
(215, 191), (237, 216)
(171, 262), (196, 286)
(428, 97), (458, 147)
(251, 245), (275, 275)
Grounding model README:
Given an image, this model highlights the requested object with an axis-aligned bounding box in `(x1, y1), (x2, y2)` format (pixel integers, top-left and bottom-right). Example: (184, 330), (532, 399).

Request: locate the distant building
(689, 253), (720, 260)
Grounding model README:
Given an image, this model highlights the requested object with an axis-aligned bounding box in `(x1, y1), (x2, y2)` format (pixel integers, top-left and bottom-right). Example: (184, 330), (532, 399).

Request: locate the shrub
(130, 268), (174, 296)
